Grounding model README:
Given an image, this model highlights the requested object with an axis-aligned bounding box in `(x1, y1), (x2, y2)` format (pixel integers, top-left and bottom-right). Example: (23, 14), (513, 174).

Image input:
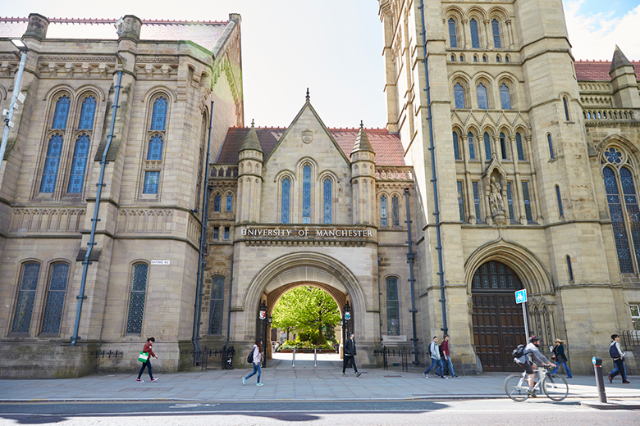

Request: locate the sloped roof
(575, 60), (640, 81)
(0, 17), (228, 52)
(217, 127), (405, 166)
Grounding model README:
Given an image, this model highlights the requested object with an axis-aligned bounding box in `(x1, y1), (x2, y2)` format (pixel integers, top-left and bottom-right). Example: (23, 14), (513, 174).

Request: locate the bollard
(292, 347), (296, 368)
(314, 348), (317, 367)
(592, 356), (607, 403)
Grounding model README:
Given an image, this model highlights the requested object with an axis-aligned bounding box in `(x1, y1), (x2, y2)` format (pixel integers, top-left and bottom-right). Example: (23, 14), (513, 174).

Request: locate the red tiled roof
(575, 60), (640, 81)
(217, 127), (405, 166)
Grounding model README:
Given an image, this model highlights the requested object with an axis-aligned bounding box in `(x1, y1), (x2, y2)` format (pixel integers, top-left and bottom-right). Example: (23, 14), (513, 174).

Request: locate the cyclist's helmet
(529, 335), (539, 343)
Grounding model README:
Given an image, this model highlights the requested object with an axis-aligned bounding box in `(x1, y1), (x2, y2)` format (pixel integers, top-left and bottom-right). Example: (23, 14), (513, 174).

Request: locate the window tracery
(41, 263), (70, 334)
(386, 277), (400, 335)
(323, 177), (332, 224)
(126, 263), (149, 334)
(470, 19), (480, 48)
(208, 276), (224, 335)
(281, 177), (291, 224)
(492, 19), (501, 48)
(11, 263), (41, 334)
(142, 95), (169, 196)
(448, 18), (457, 47)
(302, 165), (311, 223)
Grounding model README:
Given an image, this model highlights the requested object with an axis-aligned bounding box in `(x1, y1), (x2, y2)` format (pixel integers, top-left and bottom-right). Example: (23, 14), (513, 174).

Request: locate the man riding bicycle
(515, 335), (556, 397)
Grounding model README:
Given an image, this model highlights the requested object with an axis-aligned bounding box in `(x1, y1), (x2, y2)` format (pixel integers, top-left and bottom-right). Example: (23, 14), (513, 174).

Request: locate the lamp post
(259, 301), (267, 367)
(0, 39), (29, 174)
(343, 301), (351, 345)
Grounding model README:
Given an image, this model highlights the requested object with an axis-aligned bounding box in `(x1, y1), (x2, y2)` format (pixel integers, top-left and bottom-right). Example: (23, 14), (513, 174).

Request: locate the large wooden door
(472, 261), (526, 372)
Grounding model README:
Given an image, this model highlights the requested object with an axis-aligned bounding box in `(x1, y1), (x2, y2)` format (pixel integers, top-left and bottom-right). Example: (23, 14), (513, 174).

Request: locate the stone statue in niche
(488, 176), (504, 214)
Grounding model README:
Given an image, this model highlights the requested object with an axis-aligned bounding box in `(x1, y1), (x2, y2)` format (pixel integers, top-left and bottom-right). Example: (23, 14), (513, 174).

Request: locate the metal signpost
(515, 289), (529, 340)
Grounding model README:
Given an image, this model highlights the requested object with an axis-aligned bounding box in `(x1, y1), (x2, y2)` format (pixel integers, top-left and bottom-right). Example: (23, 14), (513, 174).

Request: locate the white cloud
(564, 0), (640, 60)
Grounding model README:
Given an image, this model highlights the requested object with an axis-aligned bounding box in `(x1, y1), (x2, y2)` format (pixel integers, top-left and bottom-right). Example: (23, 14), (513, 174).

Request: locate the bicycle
(504, 365), (568, 402)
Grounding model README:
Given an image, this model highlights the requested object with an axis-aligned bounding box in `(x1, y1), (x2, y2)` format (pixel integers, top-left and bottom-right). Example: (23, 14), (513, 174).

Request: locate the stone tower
(350, 123), (376, 224)
(237, 120), (264, 223)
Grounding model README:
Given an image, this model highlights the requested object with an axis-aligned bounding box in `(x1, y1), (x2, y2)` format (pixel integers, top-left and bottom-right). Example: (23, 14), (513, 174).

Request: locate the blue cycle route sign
(515, 289), (527, 304)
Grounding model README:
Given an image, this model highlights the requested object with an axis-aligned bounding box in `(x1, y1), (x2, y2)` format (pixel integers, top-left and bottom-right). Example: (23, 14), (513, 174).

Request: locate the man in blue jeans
(423, 336), (446, 379)
(441, 334), (459, 378)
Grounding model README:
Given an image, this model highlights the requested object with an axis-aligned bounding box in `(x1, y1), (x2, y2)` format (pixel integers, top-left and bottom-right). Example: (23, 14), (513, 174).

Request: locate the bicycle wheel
(505, 374), (530, 402)
(542, 374), (568, 401)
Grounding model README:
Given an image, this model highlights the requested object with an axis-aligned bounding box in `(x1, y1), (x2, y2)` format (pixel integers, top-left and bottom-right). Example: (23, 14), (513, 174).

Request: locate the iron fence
(180, 346), (235, 371)
(373, 347), (420, 372)
(88, 350), (123, 359)
(620, 330), (640, 351)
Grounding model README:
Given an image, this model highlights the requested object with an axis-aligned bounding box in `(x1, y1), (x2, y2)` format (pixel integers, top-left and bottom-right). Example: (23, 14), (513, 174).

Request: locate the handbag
(138, 351), (149, 362)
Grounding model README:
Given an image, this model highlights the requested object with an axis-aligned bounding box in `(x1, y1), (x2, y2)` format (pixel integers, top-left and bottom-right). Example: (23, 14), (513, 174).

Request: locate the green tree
(272, 286), (341, 345)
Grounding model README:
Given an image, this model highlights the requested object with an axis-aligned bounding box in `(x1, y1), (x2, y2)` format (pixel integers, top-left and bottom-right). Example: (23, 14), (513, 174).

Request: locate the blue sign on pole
(515, 289), (527, 304)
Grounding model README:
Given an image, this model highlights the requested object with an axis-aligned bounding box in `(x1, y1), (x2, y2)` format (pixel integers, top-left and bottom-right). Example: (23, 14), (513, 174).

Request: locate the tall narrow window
(78, 96), (96, 130)
(522, 182), (533, 222)
(386, 277), (400, 335)
(603, 167), (633, 272)
(500, 84), (511, 109)
(381, 195), (388, 226)
(492, 19), (501, 48)
(566, 256), (574, 281)
(454, 83), (465, 109)
(41, 263), (70, 334)
(448, 18), (457, 47)
(11, 263), (40, 334)
(507, 182), (515, 221)
(473, 181), (482, 222)
(213, 226), (219, 240)
(453, 132), (460, 160)
(213, 194), (221, 212)
(150, 97), (168, 131)
(556, 185), (564, 218)
(226, 194), (233, 211)
(477, 83), (488, 109)
(457, 181), (465, 221)
(52, 95), (70, 130)
(392, 195), (400, 226)
(548, 134), (555, 159)
(208, 276), (225, 334)
(142, 172), (160, 194)
(126, 263), (149, 334)
(516, 133), (525, 161)
(470, 19), (480, 48)
(40, 134), (64, 193)
(67, 134), (90, 193)
(323, 178), (332, 224)
(147, 135), (163, 161)
(224, 226), (230, 240)
(563, 97), (570, 121)
(484, 132), (492, 160)
(302, 165), (311, 223)
(468, 132), (475, 159)
(281, 177), (290, 223)
(500, 132), (508, 160)
(620, 168), (640, 267)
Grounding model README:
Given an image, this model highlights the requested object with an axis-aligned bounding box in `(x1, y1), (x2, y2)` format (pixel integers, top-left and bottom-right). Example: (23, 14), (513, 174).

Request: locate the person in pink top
(243, 338), (264, 386)
(137, 337), (159, 382)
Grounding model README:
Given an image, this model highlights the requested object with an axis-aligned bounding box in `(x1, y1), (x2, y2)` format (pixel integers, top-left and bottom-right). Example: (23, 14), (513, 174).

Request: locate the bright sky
(2, 0), (639, 128)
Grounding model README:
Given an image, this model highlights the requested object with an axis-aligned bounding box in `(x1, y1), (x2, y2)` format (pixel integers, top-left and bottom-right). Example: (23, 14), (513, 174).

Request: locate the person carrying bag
(136, 337), (159, 382)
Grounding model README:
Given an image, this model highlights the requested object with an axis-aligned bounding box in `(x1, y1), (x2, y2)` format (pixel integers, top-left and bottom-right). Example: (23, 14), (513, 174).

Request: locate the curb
(580, 400), (640, 410)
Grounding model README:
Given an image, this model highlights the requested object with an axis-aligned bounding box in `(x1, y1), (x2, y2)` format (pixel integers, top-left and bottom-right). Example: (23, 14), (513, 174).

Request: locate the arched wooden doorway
(471, 260), (526, 372)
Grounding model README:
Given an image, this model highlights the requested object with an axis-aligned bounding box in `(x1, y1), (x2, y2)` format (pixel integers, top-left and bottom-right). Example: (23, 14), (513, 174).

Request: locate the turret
(350, 122), (376, 224)
(237, 120), (264, 222)
(609, 46), (640, 109)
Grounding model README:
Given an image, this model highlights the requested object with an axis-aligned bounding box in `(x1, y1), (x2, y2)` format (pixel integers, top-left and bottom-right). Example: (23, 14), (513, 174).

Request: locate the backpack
(512, 344), (526, 359)
(609, 343), (620, 359)
(247, 347), (254, 364)
(439, 343), (445, 358)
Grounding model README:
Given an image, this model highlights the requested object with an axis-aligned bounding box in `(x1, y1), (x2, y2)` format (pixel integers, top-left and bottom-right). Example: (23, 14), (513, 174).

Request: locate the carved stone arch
(465, 123), (481, 137)
(141, 86), (177, 105)
(0, 84), (7, 101)
(465, 240), (554, 295)
(297, 156), (319, 173)
(318, 170), (339, 185)
(75, 84), (107, 102)
(466, 6), (488, 21)
(596, 134), (640, 163)
(488, 6), (509, 21)
(450, 70), (472, 84)
(42, 84), (75, 102)
(443, 5), (464, 21)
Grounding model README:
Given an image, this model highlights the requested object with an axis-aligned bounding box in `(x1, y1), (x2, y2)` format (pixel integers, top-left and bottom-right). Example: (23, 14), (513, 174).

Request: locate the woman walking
(243, 338), (264, 386)
(137, 337), (159, 382)
(551, 338), (572, 378)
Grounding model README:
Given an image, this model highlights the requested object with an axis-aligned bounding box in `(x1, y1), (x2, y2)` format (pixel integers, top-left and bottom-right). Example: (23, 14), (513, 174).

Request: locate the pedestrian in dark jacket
(137, 337), (159, 382)
(551, 339), (572, 378)
(343, 333), (361, 377)
(609, 334), (630, 384)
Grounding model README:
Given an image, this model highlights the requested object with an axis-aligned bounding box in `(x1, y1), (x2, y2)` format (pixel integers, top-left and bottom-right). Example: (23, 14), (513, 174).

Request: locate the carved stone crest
(302, 130), (313, 144)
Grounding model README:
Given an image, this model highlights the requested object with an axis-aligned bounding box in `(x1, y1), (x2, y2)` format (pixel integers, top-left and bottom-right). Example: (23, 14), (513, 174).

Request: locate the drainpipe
(418, 0), (448, 335)
(225, 254), (234, 347)
(377, 255), (383, 344)
(192, 101), (214, 357)
(404, 188), (419, 365)
(71, 68), (123, 346)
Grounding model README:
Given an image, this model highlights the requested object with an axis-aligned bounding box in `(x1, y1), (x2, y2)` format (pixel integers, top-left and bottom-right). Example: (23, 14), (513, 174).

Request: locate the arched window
(392, 195), (400, 226)
(451, 54), (455, 62)
(454, 83), (465, 109)
(213, 194), (221, 212)
(52, 95), (70, 130)
(505, 55), (510, 63)
(563, 97), (570, 121)
(226, 194), (233, 211)
(516, 133), (525, 161)
(468, 132), (476, 159)
(492, 19), (501, 48)
(496, 55), (501, 63)
(281, 177), (290, 224)
(507, 182), (515, 220)
(150, 97), (168, 131)
(381, 195), (388, 226)
(477, 83), (488, 109)
(460, 55), (464, 62)
(470, 19), (480, 48)
(500, 84), (511, 109)
(323, 178), (332, 224)
(620, 168), (640, 267)
(483, 55), (488, 63)
(302, 165), (311, 223)
(40, 134), (64, 193)
(457, 181), (465, 221)
(484, 132), (492, 160)
(500, 132), (508, 160)
(556, 185), (564, 218)
(67, 134), (90, 193)
(142, 172), (160, 194)
(126, 263), (149, 334)
(147, 135), (164, 160)
(386, 277), (400, 335)
(11, 262), (41, 333)
(603, 166), (633, 272)
(78, 96), (96, 130)
(474, 55), (478, 62)
(566, 256), (574, 281)
(448, 18), (457, 47)
(453, 131), (461, 160)
(208, 276), (225, 335)
(41, 263), (70, 334)
(548, 134), (555, 159)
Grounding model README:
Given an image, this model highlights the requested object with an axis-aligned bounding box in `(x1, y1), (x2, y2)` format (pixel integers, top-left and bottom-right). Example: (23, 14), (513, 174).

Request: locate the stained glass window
(209, 276), (225, 334)
(143, 171), (160, 194)
(150, 97), (168, 131)
(67, 134), (90, 193)
(52, 95), (70, 130)
(472, 260), (522, 292)
(500, 133), (508, 160)
(522, 182), (533, 222)
(303, 165), (311, 224)
(507, 182), (515, 221)
(40, 134), (64, 193)
(457, 181), (465, 221)
(147, 135), (164, 160)
(454, 83), (465, 109)
(392, 196), (400, 226)
(604, 148), (622, 164)
(556, 186), (564, 217)
(492, 19), (501, 48)
(566, 256), (574, 281)
(477, 84), (488, 109)
(386, 277), (400, 335)
(213, 194), (221, 212)
(226, 194), (233, 211)
(41, 263), (70, 334)
(563, 97), (570, 121)
(516, 133), (525, 161)
(548, 134), (555, 159)
(468, 132), (475, 159)
(500, 84), (511, 109)
(11, 263), (40, 333)
(281, 178), (290, 223)
(484, 132), (491, 160)
(323, 178), (332, 224)
(448, 18), (457, 47)
(470, 19), (480, 48)
(620, 168), (640, 269)
(473, 181), (482, 222)
(126, 263), (148, 334)
(381, 195), (388, 226)
(603, 167), (633, 272)
(78, 96), (97, 130)
(453, 132), (460, 160)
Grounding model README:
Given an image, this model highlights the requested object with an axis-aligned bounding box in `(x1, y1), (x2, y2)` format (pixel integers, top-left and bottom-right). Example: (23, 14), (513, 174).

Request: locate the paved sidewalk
(1, 357), (639, 402)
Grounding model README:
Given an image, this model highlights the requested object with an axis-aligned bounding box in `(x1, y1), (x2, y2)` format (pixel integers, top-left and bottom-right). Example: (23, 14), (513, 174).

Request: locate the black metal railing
(620, 330), (640, 351)
(373, 347), (420, 372)
(88, 350), (124, 359)
(180, 346), (235, 371)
